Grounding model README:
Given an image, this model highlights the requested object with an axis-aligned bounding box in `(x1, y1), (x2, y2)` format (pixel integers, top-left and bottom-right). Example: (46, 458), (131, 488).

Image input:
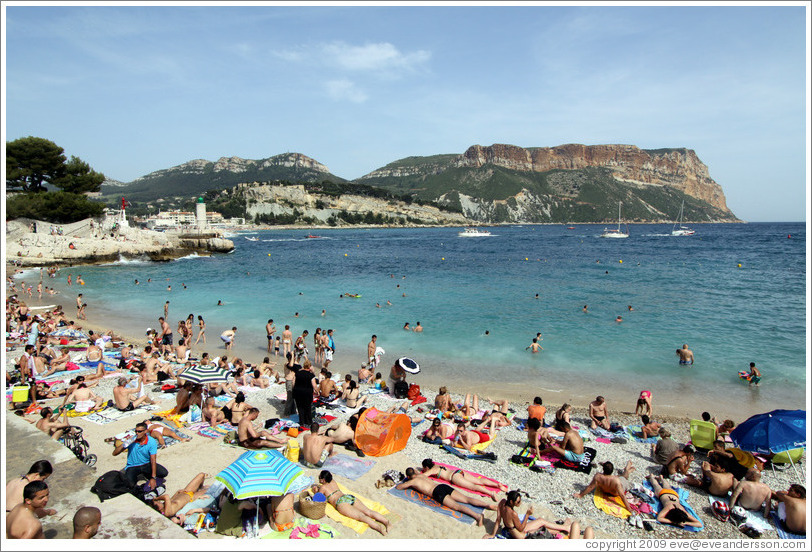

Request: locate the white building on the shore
(145, 209), (226, 230)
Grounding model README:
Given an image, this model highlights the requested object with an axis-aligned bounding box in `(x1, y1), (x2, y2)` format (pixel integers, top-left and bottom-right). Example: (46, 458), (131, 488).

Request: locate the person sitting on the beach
(147, 422), (191, 449)
(423, 418), (454, 445)
(112, 422), (169, 489)
(222, 392), (251, 424)
(526, 417), (543, 458)
(5, 460), (54, 516)
(33, 381), (67, 400)
(717, 419), (736, 438)
(340, 380), (368, 409)
(113, 377), (155, 412)
(635, 390), (652, 417)
(707, 440), (762, 479)
(237, 408), (287, 449)
(263, 493), (295, 532)
(387, 360), (407, 397)
(435, 386), (455, 413)
(247, 368), (271, 389)
(173, 383), (203, 414)
(396, 468), (495, 526)
(202, 397), (227, 427)
(357, 363), (374, 384)
(313, 470), (390, 535)
(372, 372), (388, 392)
(6, 480), (50, 539)
(647, 474), (702, 529)
(661, 445), (695, 479)
(72, 506), (102, 539)
(527, 396), (546, 424)
(420, 459), (505, 500)
(676, 344), (694, 365)
(651, 427), (680, 465)
(730, 468), (772, 517)
(453, 417), (498, 452)
(684, 459), (735, 497)
(35, 407), (72, 441)
(485, 490), (594, 539)
(588, 396), (610, 430)
(539, 421), (585, 463)
(554, 403), (572, 432)
(769, 484), (806, 535)
(574, 460), (636, 515)
(302, 422), (336, 468)
(66, 383), (106, 413)
(153, 472), (213, 520)
(318, 372), (338, 401)
(639, 415), (661, 439)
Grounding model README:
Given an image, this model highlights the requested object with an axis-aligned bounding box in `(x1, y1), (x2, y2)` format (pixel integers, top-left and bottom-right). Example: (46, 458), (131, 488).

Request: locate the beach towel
(535, 447), (596, 474)
(441, 444), (497, 463)
(324, 483), (390, 535)
(427, 461), (505, 497)
(769, 511), (805, 539)
(626, 425), (659, 444)
(320, 454), (375, 481)
(593, 488), (637, 519)
(510, 444), (537, 468)
(196, 423), (235, 439)
(387, 485), (485, 525)
(261, 517), (336, 539)
(641, 480), (704, 532)
(160, 429), (193, 448)
(705, 495), (772, 534)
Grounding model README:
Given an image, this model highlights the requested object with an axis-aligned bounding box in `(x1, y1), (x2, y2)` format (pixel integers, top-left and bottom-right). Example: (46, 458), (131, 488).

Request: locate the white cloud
(321, 41), (430, 73)
(324, 79), (368, 103)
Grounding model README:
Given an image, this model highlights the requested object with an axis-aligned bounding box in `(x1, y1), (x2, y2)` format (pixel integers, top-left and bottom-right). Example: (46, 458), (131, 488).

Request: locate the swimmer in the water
(676, 344), (694, 365)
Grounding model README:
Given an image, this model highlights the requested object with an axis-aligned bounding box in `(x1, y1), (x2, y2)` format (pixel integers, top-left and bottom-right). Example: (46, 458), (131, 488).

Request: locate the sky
(2, 2), (809, 222)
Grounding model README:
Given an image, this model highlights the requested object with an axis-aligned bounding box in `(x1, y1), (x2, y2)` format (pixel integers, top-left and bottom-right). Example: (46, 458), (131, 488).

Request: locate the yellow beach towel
(324, 483), (389, 534)
(593, 488), (632, 520)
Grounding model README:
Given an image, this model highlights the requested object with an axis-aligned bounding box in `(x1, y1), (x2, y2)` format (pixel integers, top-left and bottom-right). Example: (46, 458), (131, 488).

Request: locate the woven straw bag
(298, 491), (326, 520)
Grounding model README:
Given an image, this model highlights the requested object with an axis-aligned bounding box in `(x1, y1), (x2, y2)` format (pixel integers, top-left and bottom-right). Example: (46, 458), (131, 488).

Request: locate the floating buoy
(737, 263), (742, 268)
(344, 253), (348, 257)
(788, 234), (791, 239)
(441, 257), (445, 261)
(267, 253), (271, 256)
(619, 260), (623, 264)
(525, 257), (529, 261)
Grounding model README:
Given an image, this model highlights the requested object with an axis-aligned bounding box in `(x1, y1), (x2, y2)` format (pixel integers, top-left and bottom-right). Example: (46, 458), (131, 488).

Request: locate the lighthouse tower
(195, 197), (208, 230)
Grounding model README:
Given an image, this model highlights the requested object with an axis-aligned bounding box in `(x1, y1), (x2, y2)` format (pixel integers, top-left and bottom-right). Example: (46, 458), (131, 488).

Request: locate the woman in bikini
(485, 490), (594, 539)
(194, 316), (206, 345)
(313, 470), (390, 536)
(647, 474), (703, 528)
(263, 493), (295, 532)
(340, 380), (368, 409)
(420, 459), (505, 499)
(222, 392), (251, 424)
(153, 472), (211, 519)
(147, 422), (192, 448)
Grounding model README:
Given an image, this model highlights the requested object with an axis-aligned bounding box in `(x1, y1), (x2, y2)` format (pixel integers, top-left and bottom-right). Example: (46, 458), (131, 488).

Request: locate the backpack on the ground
(393, 381), (409, 399)
(90, 470), (133, 502)
(406, 384), (421, 400)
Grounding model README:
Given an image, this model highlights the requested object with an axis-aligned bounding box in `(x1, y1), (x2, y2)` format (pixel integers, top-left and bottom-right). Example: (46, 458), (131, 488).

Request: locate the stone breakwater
(5, 218), (234, 267)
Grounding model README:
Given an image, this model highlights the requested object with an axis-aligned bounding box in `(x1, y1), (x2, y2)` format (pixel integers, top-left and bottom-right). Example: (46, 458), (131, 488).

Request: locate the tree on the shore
(6, 136), (105, 193)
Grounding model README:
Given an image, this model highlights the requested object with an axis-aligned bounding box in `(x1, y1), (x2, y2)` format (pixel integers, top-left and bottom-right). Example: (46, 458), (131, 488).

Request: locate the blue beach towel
(320, 454), (375, 481)
(770, 511), (805, 539)
(642, 481), (704, 532)
(387, 486), (485, 525)
(441, 444), (497, 463)
(626, 425), (659, 444)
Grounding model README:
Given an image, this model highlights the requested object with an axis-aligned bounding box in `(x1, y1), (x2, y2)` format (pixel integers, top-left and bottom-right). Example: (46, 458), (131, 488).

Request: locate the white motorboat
(671, 200), (695, 236)
(245, 236), (259, 241)
(600, 202), (629, 239)
(458, 227), (492, 237)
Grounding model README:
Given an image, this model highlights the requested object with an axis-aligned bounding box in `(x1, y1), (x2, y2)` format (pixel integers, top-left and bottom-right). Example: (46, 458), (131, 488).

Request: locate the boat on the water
(458, 227), (492, 237)
(600, 202), (629, 239)
(306, 235), (322, 239)
(245, 237), (259, 242)
(671, 200), (695, 236)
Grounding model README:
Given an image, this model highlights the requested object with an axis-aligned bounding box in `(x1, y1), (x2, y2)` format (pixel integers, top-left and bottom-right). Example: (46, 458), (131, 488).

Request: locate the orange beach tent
(354, 407), (412, 457)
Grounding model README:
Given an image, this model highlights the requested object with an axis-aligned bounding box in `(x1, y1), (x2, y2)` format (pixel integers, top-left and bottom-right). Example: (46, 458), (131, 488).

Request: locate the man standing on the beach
(265, 319), (276, 354)
(588, 396), (610, 430)
(322, 329), (335, 369)
(367, 335), (378, 368)
(220, 327), (237, 351)
(676, 344), (694, 365)
(281, 325), (292, 356)
(157, 317), (173, 355)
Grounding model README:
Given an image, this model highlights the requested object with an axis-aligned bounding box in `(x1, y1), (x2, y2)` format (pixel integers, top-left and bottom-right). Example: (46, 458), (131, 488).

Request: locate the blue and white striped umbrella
(177, 363), (229, 385)
(216, 450), (303, 499)
(49, 328), (89, 339)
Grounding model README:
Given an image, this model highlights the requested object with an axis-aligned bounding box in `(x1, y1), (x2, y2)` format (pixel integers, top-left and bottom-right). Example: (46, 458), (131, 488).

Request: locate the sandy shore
(5, 272), (806, 544)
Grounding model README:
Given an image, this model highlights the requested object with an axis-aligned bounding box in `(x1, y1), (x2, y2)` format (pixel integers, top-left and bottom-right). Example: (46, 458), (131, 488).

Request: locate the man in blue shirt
(112, 422), (169, 488)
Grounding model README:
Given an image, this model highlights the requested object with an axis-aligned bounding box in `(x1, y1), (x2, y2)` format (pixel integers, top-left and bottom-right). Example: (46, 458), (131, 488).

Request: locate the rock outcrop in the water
(5, 219), (234, 267)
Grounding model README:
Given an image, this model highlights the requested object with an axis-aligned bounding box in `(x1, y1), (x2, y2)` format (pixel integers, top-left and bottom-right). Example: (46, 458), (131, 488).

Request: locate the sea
(21, 222), (808, 419)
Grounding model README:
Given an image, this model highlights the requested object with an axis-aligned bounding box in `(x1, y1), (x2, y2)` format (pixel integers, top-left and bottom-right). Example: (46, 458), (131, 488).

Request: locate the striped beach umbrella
(216, 450), (303, 499)
(49, 328), (89, 339)
(176, 363), (229, 385)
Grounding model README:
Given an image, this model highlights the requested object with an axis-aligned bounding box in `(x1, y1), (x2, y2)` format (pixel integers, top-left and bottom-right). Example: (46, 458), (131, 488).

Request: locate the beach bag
(90, 470), (133, 502)
(180, 404), (202, 424)
(393, 381), (409, 399)
(223, 430), (238, 445)
(407, 384), (421, 400)
(299, 491), (326, 520)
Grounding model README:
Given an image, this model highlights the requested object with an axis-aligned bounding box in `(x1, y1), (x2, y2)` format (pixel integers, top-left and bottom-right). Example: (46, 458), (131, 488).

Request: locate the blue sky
(3, 3), (808, 221)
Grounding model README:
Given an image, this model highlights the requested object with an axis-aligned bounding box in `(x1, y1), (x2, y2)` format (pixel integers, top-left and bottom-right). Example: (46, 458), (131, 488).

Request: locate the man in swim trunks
(157, 317), (173, 355)
(202, 397), (227, 427)
(676, 344), (694, 365)
(318, 372), (338, 401)
(730, 468), (772, 517)
(65, 383), (105, 413)
(588, 396), (610, 430)
(684, 459), (735, 497)
(539, 421), (586, 463)
(770, 484), (806, 534)
(661, 445), (695, 479)
(35, 407), (72, 440)
(265, 319), (276, 354)
(302, 422), (336, 468)
(573, 460), (636, 513)
(237, 408), (287, 449)
(113, 377), (155, 412)
(396, 468), (496, 526)
(220, 327), (237, 351)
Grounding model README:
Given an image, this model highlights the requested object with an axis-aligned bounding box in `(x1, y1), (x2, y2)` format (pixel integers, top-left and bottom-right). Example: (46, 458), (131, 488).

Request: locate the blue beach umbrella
(216, 450), (303, 499)
(729, 409), (806, 455)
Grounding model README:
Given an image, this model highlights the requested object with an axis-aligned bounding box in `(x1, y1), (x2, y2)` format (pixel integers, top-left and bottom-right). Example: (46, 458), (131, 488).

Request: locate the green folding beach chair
(689, 419), (716, 451)
(770, 447), (805, 483)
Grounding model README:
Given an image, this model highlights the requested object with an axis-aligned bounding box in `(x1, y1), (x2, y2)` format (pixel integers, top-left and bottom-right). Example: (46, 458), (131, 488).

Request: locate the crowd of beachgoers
(4, 266), (807, 543)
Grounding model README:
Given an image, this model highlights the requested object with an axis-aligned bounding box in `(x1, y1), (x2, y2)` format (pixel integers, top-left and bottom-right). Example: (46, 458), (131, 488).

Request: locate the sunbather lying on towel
(314, 470), (390, 536)
(485, 490), (594, 539)
(420, 459), (506, 499)
(396, 468), (496, 526)
(453, 417), (497, 452)
(646, 474), (703, 529)
(147, 423), (191, 448)
(153, 472), (213, 522)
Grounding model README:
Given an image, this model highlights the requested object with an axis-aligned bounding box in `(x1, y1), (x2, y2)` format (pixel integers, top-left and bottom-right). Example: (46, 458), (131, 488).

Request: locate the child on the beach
(374, 373), (388, 392)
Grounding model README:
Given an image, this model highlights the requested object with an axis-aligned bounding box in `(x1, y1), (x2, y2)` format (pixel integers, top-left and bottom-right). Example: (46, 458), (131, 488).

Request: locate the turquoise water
(36, 223), (807, 416)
